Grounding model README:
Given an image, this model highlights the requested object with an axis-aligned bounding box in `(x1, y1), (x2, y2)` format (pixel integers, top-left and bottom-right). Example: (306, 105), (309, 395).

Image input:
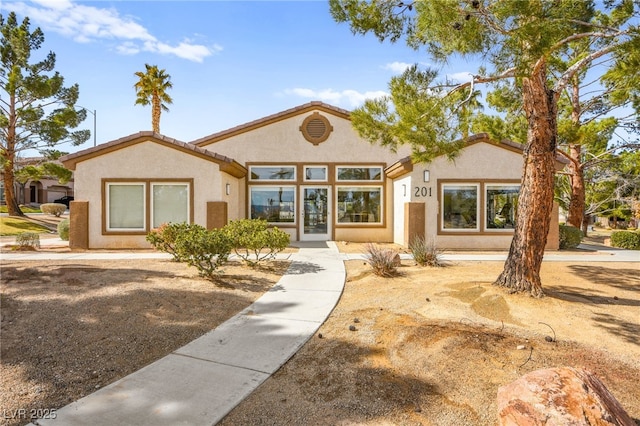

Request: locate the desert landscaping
(1, 236), (639, 425)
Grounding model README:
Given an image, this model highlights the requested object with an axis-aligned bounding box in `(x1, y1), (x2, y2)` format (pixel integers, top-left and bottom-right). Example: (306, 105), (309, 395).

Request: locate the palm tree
(133, 64), (173, 133)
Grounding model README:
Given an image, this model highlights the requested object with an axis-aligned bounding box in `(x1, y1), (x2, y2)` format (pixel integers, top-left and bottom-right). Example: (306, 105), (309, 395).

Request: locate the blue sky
(1, 0), (474, 154)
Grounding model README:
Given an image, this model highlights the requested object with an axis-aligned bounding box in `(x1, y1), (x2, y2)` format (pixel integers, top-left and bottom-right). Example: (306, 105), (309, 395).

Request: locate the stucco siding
(402, 141), (527, 250)
(73, 141), (224, 249)
(201, 111), (410, 165)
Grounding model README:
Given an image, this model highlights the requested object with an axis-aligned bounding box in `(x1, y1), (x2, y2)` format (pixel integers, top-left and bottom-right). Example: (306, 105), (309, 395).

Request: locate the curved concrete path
(31, 242), (345, 426)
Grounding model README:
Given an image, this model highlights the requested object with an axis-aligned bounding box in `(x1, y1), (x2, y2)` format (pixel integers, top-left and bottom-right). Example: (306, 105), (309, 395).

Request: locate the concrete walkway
(30, 242), (346, 426)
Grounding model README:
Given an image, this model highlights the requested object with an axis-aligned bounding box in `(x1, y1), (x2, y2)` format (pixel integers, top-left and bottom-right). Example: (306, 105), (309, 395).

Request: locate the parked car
(54, 195), (74, 207)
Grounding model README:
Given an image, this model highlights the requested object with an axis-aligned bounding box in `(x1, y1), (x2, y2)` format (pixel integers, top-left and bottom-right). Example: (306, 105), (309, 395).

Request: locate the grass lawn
(0, 205), (41, 214)
(0, 216), (51, 236)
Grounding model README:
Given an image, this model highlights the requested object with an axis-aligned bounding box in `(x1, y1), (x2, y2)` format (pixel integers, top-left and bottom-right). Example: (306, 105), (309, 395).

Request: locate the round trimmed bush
(559, 225), (583, 249)
(610, 231), (640, 250)
(58, 219), (70, 241)
(41, 203), (67, 217)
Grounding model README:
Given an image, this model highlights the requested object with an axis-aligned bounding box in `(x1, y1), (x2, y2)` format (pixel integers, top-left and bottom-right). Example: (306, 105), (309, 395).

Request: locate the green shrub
(223, 219), (290, 266)
(58, 219), (70, 241)
(365, 243), (399, 277)
(559, 225), (583, 249)
(146, 222), (195, 261)
(40, 203), (67, 217)
(610, 231), (640, 250)
(409, 235), (443, 267)
(16, 232), (40, 249)
(173, 225), (233, 279)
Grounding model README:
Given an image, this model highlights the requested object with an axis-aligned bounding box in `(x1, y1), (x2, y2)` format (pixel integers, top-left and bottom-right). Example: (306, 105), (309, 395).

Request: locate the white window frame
(485, 184), (520, 232)
(336, 166), (383, 182)
(151, 182), (190, 229)
(441, 183), (480, 232)
(303, 165), (328, 182)
(106, 182), (146, 232)
(335, 185), (383, 225)
(249, 185), (297, 224)
(249, 165), (296, 181)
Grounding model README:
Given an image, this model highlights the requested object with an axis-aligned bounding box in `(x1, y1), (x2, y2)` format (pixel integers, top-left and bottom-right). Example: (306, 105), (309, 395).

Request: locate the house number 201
(414, 186), (432, 197)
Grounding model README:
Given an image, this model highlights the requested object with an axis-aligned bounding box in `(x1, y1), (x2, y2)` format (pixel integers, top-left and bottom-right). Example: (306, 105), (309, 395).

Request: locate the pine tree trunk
(567, 145), (586, 230)
(3, 160), (24, 217)
(3, 98), (24, 217)
(494, 60), (557, 298)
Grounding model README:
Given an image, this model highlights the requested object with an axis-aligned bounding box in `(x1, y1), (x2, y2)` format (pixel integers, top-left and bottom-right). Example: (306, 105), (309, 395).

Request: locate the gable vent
(300, 112), (333, 145)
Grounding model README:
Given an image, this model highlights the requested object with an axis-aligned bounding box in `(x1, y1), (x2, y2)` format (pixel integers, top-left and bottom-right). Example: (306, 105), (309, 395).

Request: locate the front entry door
(300, 186), (331, 241)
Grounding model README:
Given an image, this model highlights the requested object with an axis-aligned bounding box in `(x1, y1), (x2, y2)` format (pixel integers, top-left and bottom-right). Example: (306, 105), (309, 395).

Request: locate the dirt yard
(1, 243), (639, 426)
(0, 258), (290, 426)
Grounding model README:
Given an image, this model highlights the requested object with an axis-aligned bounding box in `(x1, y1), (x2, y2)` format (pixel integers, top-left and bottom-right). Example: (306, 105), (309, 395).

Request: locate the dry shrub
(365, 243), (399, 277)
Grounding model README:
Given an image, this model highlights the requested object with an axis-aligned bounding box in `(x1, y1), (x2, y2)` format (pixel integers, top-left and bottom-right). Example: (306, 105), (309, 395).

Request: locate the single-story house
(61, 101), (560, 250)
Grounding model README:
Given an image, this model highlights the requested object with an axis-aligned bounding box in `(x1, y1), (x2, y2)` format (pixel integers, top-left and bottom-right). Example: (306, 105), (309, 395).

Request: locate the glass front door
(301, 186), (331, 241)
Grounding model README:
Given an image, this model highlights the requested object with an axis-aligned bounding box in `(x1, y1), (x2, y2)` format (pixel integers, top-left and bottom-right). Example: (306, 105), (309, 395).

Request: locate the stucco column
(69, 201), (89, 250)
(207, 201), (228, 230)
(545, 202), (560, 250)
(404, 202), (425, 247)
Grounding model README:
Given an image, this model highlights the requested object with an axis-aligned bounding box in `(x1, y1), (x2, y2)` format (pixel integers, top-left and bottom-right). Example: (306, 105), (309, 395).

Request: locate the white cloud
(383, 61), (412, 74)
(3, 1), (218, 62)
(284, 88), (387, 108)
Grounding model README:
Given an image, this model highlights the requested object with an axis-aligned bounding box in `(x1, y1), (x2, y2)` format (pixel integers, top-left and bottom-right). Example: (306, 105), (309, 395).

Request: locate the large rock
(497, 367), (635, 426)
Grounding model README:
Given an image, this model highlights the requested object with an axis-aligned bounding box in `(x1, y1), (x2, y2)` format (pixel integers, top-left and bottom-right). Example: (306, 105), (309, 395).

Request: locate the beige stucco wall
(201, 111), (410, 165)
(202, 110), (410, 243)
(73, 140), (233, 249)
(402, 142), (529, 250)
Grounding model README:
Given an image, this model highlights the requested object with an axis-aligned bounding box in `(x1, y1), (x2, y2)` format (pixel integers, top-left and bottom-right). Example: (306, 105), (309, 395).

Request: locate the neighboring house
(0, 157), (74, 206)
(61, 101), (560, 250)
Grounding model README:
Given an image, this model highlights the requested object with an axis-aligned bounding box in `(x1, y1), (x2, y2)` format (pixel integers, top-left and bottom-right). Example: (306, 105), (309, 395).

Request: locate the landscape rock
(497, 367), (635, 426)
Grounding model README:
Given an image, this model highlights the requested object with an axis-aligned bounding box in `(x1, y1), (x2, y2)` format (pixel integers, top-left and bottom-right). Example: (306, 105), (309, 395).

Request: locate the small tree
(173, 224), (232, 280)
(1, 13), (90, 216)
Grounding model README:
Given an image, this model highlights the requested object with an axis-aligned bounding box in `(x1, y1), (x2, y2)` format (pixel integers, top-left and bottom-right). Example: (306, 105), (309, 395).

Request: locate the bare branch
(554, 31), (630, 94)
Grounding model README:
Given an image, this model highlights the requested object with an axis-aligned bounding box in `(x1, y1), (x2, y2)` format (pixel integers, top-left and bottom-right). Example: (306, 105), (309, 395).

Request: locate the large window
(250, 186), (295, 223)
(107, 183), (146, 231)
(486, 185), (519, 230)
(106, 181), (191, 232)
(249, 166), (295, 181)
(440, 182), (520, 232)
(152, 183), (189, 228)
(337, 186), (382, 224)
(442, 184), (479, 231)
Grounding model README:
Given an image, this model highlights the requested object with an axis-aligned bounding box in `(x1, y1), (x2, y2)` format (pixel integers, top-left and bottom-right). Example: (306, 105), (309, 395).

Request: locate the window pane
(109, 184), (144, 230)
(250, 186), (295, 223)
(337, 186), (382, 223)
(152, 184), (189, 228)
(442, 185), (478, 230)
(304, 166), (327, 181)
(486, 185), (519, 230)
(337, 167), (382, 181)
(250, 166), (295, 181)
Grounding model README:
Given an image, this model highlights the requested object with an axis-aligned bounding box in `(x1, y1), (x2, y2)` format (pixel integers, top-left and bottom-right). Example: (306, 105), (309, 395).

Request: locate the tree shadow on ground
(591, 312), (640, 346)
(567, 265), (640, 293)
(546, 286), (640, 307)
(285, 261), (325, 275)
(1, 261), (276, 426)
